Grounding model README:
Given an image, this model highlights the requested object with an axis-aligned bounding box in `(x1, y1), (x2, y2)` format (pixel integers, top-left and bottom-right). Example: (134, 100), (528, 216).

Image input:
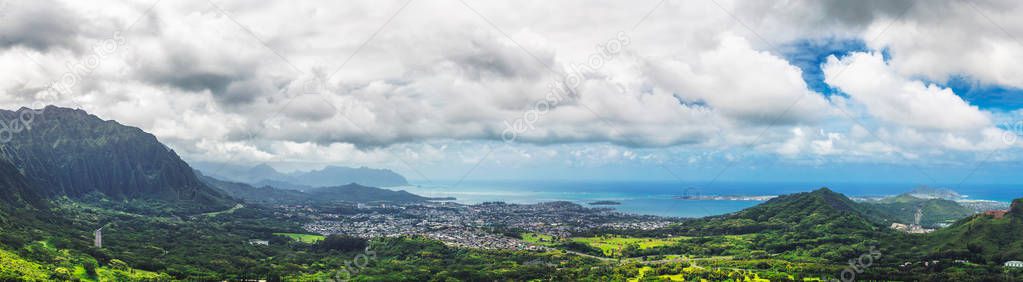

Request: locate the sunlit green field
(521, 232), (557, 246)
(274, 233), (325, 243)
(570, 236), (688, 257)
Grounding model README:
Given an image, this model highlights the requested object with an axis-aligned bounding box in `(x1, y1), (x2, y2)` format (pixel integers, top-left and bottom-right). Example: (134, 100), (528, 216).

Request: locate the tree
(314, 235), (368, 252)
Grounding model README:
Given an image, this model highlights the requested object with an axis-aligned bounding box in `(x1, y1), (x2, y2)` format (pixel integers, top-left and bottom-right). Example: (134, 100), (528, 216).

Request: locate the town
(292, 201), (674, 250)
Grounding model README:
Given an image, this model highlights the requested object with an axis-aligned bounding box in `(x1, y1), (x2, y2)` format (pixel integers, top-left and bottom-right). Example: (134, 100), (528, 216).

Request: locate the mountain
(195, 171), (309, 204)
(306, 183), (432, 203)
(251, 179), (314, 191)
(0, 106), (233, 212)
(0, 159), (45, 211)
(663, 188), (888, 260)
(672, 188), (883, 235)
(292, 166), (408, 187)
(733, 187), (884, 230)
(193, 162), (409, 189)
(198, 173), (445, 204)
(923, 198), (1023, 263)
(861, 194), (974, 227)
(191, 162), (294, 184)
(905, 186), (964, 200)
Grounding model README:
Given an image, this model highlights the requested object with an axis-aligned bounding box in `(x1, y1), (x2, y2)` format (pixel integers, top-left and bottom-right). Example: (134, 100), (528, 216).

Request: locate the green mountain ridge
(671, 188), (885, 235)
(198, 172), (443, 204)
(192, 162), (410, 189)
(0, 159), (46, 215)
(923, 199), (1023, 263)
(0, 106), (233, 213)
(863, 194), (974, 227)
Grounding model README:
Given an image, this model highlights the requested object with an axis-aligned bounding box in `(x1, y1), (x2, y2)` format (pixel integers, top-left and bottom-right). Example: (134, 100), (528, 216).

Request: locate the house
(1006, 261), (1023, 268)
(985, 210), (1008, 219)
(248, 239), (270, 246)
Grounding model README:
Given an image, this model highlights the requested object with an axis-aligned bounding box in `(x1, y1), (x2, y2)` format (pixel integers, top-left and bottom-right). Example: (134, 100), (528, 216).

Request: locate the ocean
(395, 180), (1023, 218)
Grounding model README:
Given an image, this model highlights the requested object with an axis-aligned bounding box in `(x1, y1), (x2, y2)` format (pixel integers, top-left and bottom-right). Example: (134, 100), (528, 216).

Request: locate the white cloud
(0, 0), (1021, 175)
(823, 52), (991, 132)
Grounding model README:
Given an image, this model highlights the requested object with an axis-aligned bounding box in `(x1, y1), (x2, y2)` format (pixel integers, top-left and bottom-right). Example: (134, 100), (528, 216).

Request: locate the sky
(1, 0), (1023, 185)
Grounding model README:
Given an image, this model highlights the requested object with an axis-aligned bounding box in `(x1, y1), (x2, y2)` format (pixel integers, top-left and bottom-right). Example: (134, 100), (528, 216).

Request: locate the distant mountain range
(196, 171), (448, 205)
(192, 162), (409, 190)
(0, 106), (233, 213)
(0, 106), (442, 216)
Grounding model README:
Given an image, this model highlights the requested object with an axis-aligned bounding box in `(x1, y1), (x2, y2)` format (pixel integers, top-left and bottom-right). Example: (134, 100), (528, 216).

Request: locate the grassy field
(274, 233), (326, 243)
(571, 236), (687, 257)
(521, 232), (557, 246)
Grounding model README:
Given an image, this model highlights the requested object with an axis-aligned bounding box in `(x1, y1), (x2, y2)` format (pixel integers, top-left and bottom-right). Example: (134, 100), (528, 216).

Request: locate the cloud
(0, 0), (82, 52)
(823, 52), (992, 132)
(0, 0), (1020, 176)
(643, 35), (831, 126)
(738, 0), (1023, 88)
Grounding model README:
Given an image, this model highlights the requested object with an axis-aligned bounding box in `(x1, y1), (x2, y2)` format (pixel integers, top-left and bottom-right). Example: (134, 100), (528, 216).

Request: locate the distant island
(587, 200), (621, 205)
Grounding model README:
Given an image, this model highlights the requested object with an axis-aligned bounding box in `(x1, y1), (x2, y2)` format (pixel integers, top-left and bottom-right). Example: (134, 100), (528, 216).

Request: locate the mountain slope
(293, 166), (408, 187)
(861, 194), (974, 227)
(673, 188), (883, 235)
(193, 162), (409, 189)
(306, 183), (432, 203)
(923, 198), (1023, 263)
(0, 106), (232, 211)
(196, 172), (309, 204)
(0, 159), (45, 211)
(663, 188), (888, 261)
(198, 173), (443, 204)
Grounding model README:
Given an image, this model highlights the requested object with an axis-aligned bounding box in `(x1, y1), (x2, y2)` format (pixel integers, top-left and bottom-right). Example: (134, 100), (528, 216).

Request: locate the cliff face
(0, 159), (44, 210)
(0, 106), (231, 208)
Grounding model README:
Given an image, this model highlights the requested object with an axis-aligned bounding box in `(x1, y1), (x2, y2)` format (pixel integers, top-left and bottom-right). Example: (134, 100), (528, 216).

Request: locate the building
(248, 239), (270, 246)
(890, 222), (933, 234)
(1006, 261), (1023, 268)
(94, 228), (102, 248)
(985, 210), (1008, 219)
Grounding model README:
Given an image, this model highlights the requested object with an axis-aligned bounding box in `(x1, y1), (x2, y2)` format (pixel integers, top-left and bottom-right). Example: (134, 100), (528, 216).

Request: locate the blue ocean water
(394, 180), (1023, 218)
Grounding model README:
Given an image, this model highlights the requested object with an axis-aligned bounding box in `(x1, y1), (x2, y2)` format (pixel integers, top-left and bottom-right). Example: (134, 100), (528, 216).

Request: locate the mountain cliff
(0, 106), (233, 211)
(0, 159), (44, 211)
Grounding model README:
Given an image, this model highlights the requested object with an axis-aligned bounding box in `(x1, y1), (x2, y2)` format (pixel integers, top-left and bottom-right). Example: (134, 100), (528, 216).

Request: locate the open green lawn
(274, 233), (325, 243)
(570, 236), (688, 257)
(521, 232), (557, 246)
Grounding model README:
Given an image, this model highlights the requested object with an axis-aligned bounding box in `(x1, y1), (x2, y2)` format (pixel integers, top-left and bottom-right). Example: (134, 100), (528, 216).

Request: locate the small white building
(248, 239), (270, 246)
(94, 228), (102, 248)
(1006, 261), (1023, 268)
